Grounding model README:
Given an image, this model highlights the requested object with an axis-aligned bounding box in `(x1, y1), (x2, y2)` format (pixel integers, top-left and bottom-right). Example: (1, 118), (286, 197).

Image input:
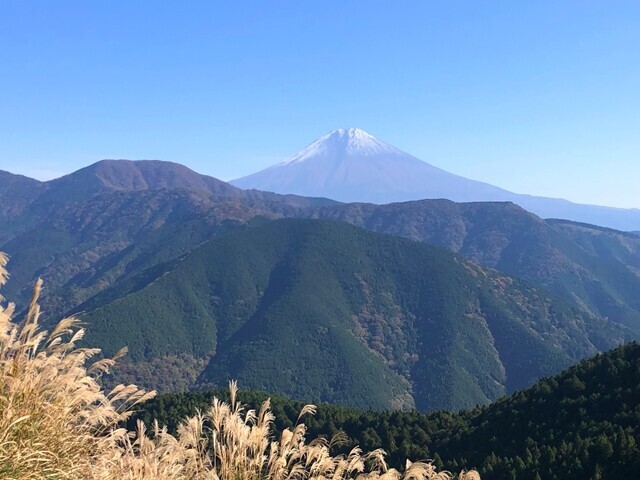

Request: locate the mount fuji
(232, 128), (640, 230)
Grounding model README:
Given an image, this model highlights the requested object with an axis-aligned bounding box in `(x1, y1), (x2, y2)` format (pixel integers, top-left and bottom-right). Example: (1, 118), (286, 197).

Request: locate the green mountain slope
(0, 171), (45, 209)
(78, 218), (630, 411)
(132, 342), (640, 480)
(431, 341), (640, 479)
(4, 162), (640, 340)
(3, 161), (640, 412)
(0, 162), (335, 319)
(0, 189), (258, 316)
(307, 200), (640, 332)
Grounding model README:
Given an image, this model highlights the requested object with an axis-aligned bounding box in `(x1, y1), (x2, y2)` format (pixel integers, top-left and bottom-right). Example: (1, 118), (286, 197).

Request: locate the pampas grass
(0, 252), (155, 479)
(0, 252), (479, 480)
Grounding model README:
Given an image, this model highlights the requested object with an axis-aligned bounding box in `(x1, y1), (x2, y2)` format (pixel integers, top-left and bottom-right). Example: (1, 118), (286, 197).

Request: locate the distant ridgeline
(130, 343), (640, 480)
(232, 127), (640, 231)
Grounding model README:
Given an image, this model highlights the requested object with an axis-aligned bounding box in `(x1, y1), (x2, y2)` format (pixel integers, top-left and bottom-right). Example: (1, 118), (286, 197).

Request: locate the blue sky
(1, 1), (639, 208)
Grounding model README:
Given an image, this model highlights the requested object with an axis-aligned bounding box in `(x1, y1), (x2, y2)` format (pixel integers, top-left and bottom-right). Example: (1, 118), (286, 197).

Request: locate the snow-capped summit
(282, 128), (402, 165)
(231, 128), (514, 204)
(231, 128), (640, 230)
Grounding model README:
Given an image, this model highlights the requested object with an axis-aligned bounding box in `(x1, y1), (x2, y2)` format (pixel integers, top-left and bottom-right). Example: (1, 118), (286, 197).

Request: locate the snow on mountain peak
(280, 128), (402, 165)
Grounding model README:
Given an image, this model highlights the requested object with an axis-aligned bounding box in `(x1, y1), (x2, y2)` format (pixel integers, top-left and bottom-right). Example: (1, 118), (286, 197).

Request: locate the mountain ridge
(74, 218), (632, 411)
(3, 160), (640, 336)
(305, 199), (640, 333)
(2, 159), (640, 411)
(232, 128), (640, 230)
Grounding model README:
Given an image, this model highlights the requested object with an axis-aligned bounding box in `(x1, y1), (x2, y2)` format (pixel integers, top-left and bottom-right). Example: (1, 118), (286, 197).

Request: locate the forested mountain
(0, 159), (333, 243)
(3, 161), (640, 339)
(0, 161), (334, 316)
(0, 171), (46, 227)
(132, 342), (640, 480)
(2, 160), (640, 411)
(307, 200), (640, 333)
(0, 188), (258, 316)
(78, 218), (630, 411)
(1, 160), (336, 209)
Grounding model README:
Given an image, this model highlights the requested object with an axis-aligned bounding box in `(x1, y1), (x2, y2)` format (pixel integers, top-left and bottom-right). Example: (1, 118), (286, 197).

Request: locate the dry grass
(0, 252), (479, 480)
(0, 252), (155, 478)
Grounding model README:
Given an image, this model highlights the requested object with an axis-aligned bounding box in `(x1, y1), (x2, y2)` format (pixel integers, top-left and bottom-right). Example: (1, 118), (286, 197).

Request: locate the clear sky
(1, 1), (639, 208)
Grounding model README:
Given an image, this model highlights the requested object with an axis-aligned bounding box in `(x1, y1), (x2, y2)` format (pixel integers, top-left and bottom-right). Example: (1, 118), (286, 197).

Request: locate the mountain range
(1, 159), (639, 410)
(4, 161), (640, 338)
(72, 218), (631, 410)
(302, 201), (640, 334)
(232, 128), (640, 231)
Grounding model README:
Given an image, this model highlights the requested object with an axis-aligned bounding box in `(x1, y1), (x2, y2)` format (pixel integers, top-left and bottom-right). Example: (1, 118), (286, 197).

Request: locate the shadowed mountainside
(73, 219), (631, 411)
(0, 161), (640, 404)
(0, 161), (335, 314)
(306, 200), (640, 333)
(3, 161), (640, 337)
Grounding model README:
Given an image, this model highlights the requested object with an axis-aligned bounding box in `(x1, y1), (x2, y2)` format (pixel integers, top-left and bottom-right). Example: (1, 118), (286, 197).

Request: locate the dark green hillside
(431, 342), (640, 479)
(0, 171), (46, 225)
(0, 189), (257, 317)
(4, 162), (640, 341)
(0, 160), (333, 318)
(82, 218), (630, 411)
(308, 200), (640, 332)
(131, 342), (640, 480)
(3, 162), (640, 412)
